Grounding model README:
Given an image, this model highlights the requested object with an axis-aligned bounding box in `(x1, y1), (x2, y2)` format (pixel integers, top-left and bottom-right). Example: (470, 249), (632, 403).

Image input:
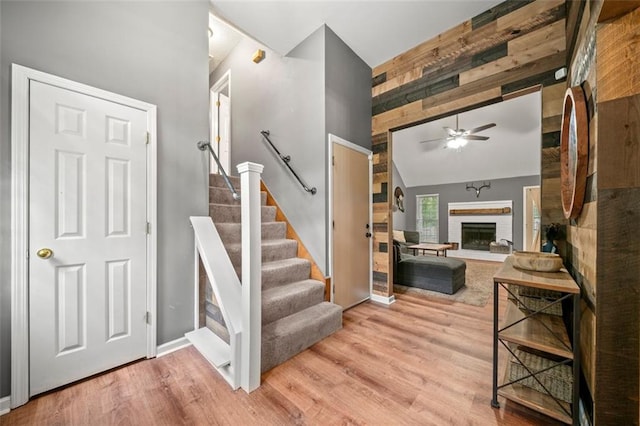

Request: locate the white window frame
(416, 194), (439, 243)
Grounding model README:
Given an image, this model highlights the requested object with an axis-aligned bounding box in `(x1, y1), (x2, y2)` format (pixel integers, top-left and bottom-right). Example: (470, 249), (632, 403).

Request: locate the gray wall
(211, 25), (371, 274)
(325, 27), (371, 150)
(0, 1), (209, 397)
(403, 175), (540, 250)
(392, 162), (408, 230)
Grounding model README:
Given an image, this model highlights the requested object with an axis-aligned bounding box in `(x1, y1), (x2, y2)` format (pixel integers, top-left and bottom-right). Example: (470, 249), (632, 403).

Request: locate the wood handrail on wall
(260, 181), (331, 301)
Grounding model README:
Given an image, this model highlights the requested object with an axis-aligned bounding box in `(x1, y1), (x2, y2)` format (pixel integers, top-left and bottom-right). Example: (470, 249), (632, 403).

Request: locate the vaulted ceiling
(393, 91), (542, 187)
(210, 0), (502, 68)
(209, 1), (540, 186)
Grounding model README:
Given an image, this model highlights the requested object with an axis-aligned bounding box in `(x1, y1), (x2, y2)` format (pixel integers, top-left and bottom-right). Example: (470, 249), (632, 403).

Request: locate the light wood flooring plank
(1, 277), (563, 425)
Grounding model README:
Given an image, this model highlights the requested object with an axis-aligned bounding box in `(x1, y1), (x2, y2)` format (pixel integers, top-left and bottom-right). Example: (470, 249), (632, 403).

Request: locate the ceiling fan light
(447, 137), (468, 150)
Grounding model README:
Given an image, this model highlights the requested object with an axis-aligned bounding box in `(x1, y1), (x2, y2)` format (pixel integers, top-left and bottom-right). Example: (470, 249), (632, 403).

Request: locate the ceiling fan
(419, 115), (496, 150)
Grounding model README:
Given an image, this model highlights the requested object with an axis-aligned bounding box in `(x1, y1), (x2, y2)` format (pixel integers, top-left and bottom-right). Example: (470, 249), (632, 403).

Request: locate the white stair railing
(187, 216), (242, 389)
(187, 161), (263, 393)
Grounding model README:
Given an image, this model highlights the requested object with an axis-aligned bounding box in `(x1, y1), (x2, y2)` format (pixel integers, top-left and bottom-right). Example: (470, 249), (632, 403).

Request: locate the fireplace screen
(461, 222), (496, 251)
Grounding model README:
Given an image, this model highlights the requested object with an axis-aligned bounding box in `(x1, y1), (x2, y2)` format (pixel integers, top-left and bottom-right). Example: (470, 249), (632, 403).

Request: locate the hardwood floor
(1, 289), (562, 425)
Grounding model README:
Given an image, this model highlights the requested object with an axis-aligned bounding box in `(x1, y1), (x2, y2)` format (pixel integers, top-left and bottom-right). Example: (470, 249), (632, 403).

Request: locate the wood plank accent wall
(593, 5), (640, 424)
(370, 0), (567, 298)
(372, 132), (391, 295)
(565, 2), (599, 412)
(566, 2), (640, 424)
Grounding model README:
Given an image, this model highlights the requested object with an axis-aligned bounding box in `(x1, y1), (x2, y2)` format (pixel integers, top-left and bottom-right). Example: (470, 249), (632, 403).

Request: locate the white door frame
(10, 64), (158, 408)
(522, 185), (540, 251)
(327, 134), (373, 303)
(210, 70), (231, 174)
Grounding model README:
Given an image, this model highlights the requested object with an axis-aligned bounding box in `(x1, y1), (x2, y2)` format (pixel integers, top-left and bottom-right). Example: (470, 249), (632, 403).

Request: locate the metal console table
(491, 256), (580, 425)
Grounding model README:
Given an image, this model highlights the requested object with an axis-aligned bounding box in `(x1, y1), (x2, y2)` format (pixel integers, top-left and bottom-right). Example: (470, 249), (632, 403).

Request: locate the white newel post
(237, 161), (263, 392)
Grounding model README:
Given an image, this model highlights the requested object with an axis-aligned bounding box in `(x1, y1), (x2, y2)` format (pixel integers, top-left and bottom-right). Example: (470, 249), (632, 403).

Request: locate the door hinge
(145, 132), (150, 145)
(146, 222), (151, 234)
(216, 100), (221, 107)
(145, 311), (151, 324)
(215, 135), (221, 143)
(332, 155), (335, 166)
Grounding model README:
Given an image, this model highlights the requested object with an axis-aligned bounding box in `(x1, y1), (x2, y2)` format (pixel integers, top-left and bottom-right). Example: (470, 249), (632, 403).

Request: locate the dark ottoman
(393, 242), (466, 294)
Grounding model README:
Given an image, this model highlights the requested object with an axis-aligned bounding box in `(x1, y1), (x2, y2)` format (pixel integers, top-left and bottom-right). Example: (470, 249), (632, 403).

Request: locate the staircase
(207, 174), (342, 373)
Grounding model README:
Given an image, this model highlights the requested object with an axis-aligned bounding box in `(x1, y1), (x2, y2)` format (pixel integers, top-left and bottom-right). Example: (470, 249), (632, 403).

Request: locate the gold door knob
(36, 248), (53, 259)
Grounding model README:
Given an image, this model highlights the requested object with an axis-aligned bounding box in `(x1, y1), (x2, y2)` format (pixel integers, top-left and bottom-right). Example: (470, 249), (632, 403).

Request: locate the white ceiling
(209, 14), (243, 73)
(209, 0), (503, 68)
(393, 91), (542, 188)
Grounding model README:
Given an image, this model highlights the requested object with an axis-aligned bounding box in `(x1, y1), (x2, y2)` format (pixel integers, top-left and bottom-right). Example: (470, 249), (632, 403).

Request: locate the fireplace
(448, 201), (512, 260)
(461, 222), (496, 251)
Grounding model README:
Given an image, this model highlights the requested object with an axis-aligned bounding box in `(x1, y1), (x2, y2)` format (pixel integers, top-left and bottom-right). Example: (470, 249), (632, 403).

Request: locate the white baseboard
(370, 293), (396, 305)
(156, 336), (191, 357)
(0, 396), (10, 416)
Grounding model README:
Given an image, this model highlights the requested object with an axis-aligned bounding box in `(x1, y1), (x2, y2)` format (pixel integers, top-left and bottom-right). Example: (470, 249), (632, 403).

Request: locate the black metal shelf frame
(491, 280), (581, 425)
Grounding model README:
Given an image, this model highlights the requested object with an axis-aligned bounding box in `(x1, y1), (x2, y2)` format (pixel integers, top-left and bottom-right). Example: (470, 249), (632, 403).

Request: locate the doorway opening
(390, 90), (542, 262)
(208, 12), (242, 175)
(210, 71), (231, 174)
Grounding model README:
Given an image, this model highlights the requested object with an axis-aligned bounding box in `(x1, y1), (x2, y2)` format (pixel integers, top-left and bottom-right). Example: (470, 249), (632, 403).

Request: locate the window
(416, 194), (439, 243)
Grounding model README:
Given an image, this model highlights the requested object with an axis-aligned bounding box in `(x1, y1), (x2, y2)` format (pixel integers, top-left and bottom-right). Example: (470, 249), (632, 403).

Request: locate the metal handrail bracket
(198, 141), (239, 200)
(260, 130), (317, 195)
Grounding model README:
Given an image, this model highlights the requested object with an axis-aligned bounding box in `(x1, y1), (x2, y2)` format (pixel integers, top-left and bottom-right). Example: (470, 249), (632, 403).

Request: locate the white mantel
(447, 200), (512, 262)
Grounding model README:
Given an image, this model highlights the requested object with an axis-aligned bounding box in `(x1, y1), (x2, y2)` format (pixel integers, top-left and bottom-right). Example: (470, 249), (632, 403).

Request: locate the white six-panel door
(28, 81), (149, 395)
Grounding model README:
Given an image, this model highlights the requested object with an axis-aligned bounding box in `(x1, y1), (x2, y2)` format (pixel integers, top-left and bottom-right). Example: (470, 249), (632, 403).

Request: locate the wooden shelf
(492, 255), (579, 424)
(499, 363), (572, 425)
(493, 256), (580, 294)
(449, 207), (511, 215)
(500, 302), (573, 359)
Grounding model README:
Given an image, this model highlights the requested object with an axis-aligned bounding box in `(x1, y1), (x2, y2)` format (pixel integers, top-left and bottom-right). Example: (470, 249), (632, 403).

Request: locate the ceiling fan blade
(443, 126), (458, 136)
(463, 135), (490, 141)
(465, 123), (496, 134)
(419, 137), (447, 144)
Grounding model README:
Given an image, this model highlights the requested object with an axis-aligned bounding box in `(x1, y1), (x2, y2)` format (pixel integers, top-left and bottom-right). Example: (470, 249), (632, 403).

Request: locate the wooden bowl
(511, 251), (563, 272)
